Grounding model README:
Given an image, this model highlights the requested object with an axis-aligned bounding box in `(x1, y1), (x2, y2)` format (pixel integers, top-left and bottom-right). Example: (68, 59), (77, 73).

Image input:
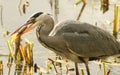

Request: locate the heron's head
(11, 12), (53, 36)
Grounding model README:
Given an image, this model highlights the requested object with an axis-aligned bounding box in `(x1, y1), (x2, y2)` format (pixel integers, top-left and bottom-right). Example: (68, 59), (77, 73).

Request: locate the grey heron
(12, 12), (120, 75)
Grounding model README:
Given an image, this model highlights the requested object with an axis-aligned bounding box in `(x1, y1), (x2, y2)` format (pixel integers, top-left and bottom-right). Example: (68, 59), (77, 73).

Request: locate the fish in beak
(11, 18), (36, 36)
(11, 12), (44, 36)
(9, 12), (44, 48)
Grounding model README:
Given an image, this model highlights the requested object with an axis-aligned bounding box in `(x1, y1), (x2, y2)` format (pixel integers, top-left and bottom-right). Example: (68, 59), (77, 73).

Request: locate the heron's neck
(41, 24), (53, 35)
(36, 22), (55, 46)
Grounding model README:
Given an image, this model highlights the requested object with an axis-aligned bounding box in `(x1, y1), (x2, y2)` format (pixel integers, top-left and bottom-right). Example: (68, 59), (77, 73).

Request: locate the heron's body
(13, 12), (120, 75)
(36, 20), (120, 63)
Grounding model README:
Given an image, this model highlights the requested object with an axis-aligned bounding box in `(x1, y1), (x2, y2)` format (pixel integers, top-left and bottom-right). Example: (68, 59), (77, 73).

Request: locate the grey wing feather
(56, 22), (120, 58)
(49, 20), (78, 36)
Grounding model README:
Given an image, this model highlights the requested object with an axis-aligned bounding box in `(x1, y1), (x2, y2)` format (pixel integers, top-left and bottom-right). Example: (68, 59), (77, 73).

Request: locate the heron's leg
(84, 58), (90, 75)
(77, 0), (86, 20)
(75, 62), (79, 75)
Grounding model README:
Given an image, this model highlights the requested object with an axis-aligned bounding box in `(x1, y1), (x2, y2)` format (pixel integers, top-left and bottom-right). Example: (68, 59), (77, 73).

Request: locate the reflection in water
(15, 62), (33, 75)
(7, 58), (33, 75)
(14, 62), (23, 75)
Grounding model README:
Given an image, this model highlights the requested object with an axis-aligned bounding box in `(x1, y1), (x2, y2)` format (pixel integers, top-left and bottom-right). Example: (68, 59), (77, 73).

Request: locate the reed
(7, 33), (34, 75)
(0, 5), (3, 27)
(48, 58), (58, 73)
(113, 4), (119, 39)
(0, 60), (3, 75)
(103, 62), (107, 75)
(81, 69), (84, 75)
(75, 0), (82, 6)
(7, 40), (14, 58)
(19, 39), (34, 75)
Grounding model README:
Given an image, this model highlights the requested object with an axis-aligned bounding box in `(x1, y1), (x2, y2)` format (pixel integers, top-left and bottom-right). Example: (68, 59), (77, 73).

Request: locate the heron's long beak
(11, 18), (36, 36)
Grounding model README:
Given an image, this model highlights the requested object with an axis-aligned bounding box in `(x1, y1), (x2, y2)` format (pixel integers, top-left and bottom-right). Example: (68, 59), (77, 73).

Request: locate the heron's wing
(58, 23), (120, 58)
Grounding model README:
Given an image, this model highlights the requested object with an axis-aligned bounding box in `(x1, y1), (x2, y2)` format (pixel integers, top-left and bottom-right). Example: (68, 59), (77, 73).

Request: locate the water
(0, 0), (120, 75)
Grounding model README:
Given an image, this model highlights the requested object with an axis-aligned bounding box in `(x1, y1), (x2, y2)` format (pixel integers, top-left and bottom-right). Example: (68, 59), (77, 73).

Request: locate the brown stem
(77, 0), (86, 20)
(75, 62), (79, 75)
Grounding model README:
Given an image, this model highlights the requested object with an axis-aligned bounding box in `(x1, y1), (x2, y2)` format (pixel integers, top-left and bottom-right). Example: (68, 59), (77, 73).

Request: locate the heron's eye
(27, 18), (35, 23)
(47, 13), (51, 15)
